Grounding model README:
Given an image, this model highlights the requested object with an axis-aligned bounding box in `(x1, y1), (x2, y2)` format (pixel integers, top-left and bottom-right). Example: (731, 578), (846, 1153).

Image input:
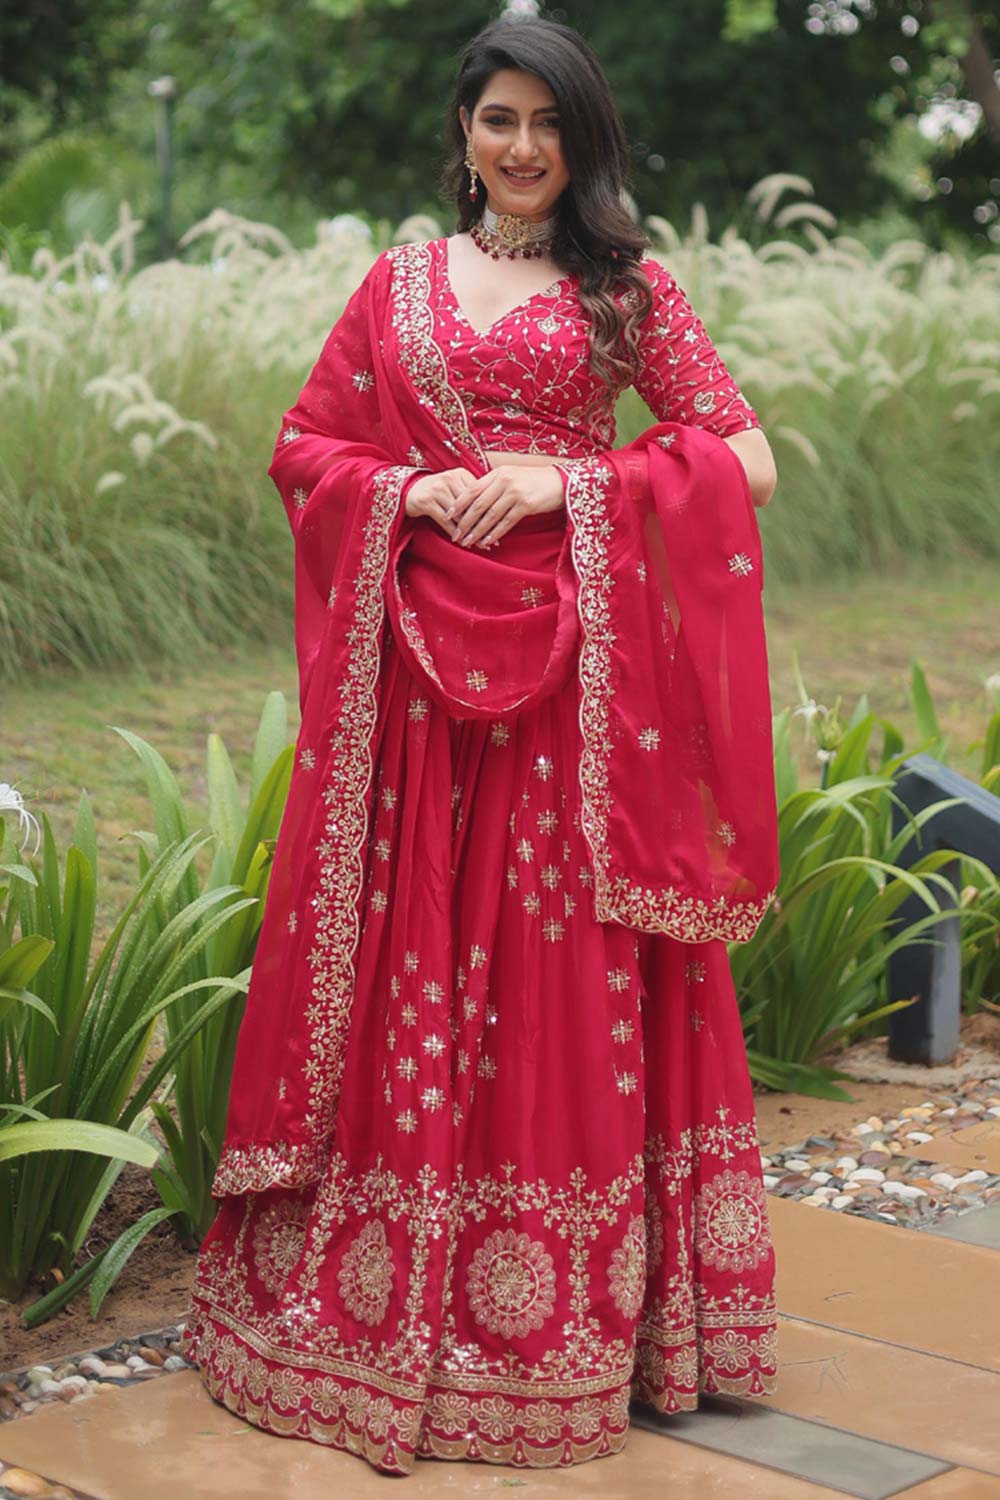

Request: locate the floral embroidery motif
(562, 456), (776, 944)
(521, 586), (544, 607)
(293, 487), (308, 508)
(466, 1228), (558, 1338)
(281, 425), (301, 444)
(253, 1199), (310, 1293)
(211, 465), (413, 1199)
(694, 1168), (772, 1273)
(337, 1219), (394, 1325)
(608, 1214), (646, 1319)
(352, 369), (375, 392)
(728, 552), (754, 577)
(299, 747), (316, 770)
(466, 669), (489, 692)
(717, 820), (736, 846)
(387, 242), (489, 467)
(638, 727), (660, 751)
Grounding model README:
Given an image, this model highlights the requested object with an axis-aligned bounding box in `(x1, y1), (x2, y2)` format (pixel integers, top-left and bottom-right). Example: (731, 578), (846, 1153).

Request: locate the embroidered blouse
(427, 235), (760, 460)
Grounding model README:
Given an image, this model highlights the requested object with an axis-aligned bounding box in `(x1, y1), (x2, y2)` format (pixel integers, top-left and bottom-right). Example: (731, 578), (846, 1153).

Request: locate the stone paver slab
(770, 1195), (1000, 1370)
(890, 1469), (1000, 1498)
(760, 1316), (1000, 1475)
(922, 1202), (1000, 1249)
(631, 1394), (950, 1499)
(902, 1119), (1000, 1175)
(0, 1371), (844, 1500)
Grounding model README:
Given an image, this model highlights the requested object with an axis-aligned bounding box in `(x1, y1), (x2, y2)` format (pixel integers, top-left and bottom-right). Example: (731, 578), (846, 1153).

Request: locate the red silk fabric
(182, 240), (782, 1474)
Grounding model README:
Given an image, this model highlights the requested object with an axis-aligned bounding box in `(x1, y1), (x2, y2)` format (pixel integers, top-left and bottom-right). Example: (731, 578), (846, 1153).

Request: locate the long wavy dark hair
(439, 15), (654, 414)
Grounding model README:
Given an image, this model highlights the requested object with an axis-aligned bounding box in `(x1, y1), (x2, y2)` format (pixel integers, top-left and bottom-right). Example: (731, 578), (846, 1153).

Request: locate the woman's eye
(482, 117), (560, 129)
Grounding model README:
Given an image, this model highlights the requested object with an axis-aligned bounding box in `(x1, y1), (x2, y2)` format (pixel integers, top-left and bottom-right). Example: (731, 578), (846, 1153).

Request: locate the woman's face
(460, 68), (570, 222)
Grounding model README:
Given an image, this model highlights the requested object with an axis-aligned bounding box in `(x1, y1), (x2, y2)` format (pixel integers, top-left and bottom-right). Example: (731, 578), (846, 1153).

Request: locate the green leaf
(0, 986), (58, 1028)
(206, 733), (244, 865)
(89, 1206), (177, 1316)
(0, 933), (54, 987)
(0, 1118), (161, 1166)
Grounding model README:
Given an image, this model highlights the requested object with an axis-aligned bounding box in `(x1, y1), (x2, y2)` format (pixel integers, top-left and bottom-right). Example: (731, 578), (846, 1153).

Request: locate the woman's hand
(404, 467), (478, 538)
(447, 464), (565, 549)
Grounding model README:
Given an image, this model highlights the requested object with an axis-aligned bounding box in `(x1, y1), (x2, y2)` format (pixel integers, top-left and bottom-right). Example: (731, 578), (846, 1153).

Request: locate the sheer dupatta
(213, 240), (779, 1199)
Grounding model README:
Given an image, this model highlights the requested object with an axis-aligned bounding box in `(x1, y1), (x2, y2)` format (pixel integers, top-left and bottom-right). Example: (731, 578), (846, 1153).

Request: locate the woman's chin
(487, 184), (562, 220)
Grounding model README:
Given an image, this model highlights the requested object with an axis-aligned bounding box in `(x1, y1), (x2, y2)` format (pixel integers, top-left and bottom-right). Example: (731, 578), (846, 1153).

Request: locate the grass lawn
(3, 555), (996, 934)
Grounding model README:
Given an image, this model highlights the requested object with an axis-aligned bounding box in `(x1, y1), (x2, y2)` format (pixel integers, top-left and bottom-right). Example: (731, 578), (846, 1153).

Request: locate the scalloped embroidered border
(562, 456), (777, 944)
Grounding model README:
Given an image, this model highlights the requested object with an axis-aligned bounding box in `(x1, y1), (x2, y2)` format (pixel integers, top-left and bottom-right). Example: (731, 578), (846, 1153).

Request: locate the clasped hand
(404, 464), (565, 550)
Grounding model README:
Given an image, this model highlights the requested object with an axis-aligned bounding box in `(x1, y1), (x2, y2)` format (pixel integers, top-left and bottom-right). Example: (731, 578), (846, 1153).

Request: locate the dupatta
(211, 240), (779, 1198)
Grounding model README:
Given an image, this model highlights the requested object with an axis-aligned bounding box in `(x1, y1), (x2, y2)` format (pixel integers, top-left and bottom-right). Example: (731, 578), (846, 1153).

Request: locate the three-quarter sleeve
(630, 255), (761, 438)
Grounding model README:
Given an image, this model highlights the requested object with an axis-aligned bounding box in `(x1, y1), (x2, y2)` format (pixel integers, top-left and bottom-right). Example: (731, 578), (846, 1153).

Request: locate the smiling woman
(183, 12), (782, 1481)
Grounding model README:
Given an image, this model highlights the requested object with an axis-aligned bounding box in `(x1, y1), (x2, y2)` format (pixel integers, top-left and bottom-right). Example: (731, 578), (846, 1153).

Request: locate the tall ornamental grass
(1, 175), (998, 682)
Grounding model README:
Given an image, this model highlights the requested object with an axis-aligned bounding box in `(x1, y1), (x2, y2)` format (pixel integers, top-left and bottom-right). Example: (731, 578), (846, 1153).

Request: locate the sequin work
(184, 235), (778, 1477)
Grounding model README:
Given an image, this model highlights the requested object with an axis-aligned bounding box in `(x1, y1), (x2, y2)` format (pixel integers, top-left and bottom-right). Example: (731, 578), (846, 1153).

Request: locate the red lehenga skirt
(183, 509), (778, 1476)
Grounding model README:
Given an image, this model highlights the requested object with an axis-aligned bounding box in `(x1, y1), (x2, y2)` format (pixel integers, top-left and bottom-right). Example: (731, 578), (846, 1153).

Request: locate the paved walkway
(3, 1122), (1000, 1499)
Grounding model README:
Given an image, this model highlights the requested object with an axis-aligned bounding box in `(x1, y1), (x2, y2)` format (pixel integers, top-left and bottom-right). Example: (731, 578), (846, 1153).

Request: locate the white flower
(0, 783), (41, 855)
(792, 698), (828, 726)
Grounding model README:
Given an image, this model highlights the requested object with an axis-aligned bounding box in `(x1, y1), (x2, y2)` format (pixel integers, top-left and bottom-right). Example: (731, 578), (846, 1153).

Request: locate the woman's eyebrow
(478, 102), (559, 113)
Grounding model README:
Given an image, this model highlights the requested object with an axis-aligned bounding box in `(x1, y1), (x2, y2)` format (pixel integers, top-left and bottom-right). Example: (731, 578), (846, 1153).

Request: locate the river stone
(0, 1469), (52, 1497)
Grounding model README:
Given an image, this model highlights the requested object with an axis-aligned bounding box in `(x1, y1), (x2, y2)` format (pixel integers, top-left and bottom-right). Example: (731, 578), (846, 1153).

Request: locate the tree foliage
(1, 0), (997, 246)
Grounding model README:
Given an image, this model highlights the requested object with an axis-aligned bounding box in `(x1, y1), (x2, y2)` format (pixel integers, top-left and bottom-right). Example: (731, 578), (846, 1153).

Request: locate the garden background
(1, 0), (998, 1367)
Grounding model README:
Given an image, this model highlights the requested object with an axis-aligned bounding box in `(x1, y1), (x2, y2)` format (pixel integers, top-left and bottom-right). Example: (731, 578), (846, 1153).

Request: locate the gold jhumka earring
(464, 136), (479, 201)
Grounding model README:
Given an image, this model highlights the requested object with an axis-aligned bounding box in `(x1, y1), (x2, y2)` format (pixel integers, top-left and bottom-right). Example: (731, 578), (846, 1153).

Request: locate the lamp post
(148, 75), (178, 261)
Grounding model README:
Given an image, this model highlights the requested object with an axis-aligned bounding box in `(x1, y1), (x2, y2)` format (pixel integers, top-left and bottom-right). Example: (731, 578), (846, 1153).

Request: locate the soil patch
(1, 1162), (196, 1373)
(754, 1009), (1000, 1152)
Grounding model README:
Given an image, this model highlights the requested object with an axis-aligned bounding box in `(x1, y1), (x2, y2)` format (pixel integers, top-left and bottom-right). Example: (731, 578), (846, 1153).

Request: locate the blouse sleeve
(630, 255), (761, 438)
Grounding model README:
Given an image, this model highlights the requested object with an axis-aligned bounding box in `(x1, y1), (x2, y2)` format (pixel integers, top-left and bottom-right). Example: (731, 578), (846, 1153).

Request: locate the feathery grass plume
(1, 176), (998, 681)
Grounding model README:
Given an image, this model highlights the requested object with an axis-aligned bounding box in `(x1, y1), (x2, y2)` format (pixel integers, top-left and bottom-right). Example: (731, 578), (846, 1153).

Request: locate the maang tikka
(464, 136), (479, 201)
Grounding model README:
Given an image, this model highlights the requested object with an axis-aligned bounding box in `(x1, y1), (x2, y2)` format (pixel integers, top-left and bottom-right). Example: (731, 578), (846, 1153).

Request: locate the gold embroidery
(212, 465), (412, 1198)
(466, 1229), (558, 1338)
(187, 1138), (776, 1473)
(387, 241), (489, 467)
(693, 1168), (772, 1274)
(338, 1219), (394, 1326)
(562, 457), (777, 944)
(253, 1200), (309, 1293)
(608, 1215), (646, 1319)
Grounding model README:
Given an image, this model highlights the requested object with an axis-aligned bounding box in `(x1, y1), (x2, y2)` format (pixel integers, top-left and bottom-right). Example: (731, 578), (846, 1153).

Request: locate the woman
(182, 14), (782, 1477)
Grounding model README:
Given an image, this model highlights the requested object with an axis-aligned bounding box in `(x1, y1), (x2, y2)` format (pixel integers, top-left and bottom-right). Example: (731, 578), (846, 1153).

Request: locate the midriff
(482, 449), (562, 469)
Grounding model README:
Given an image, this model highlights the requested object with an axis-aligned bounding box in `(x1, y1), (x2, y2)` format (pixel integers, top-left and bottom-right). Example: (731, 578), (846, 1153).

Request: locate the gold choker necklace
(470, 205), (557, 261)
